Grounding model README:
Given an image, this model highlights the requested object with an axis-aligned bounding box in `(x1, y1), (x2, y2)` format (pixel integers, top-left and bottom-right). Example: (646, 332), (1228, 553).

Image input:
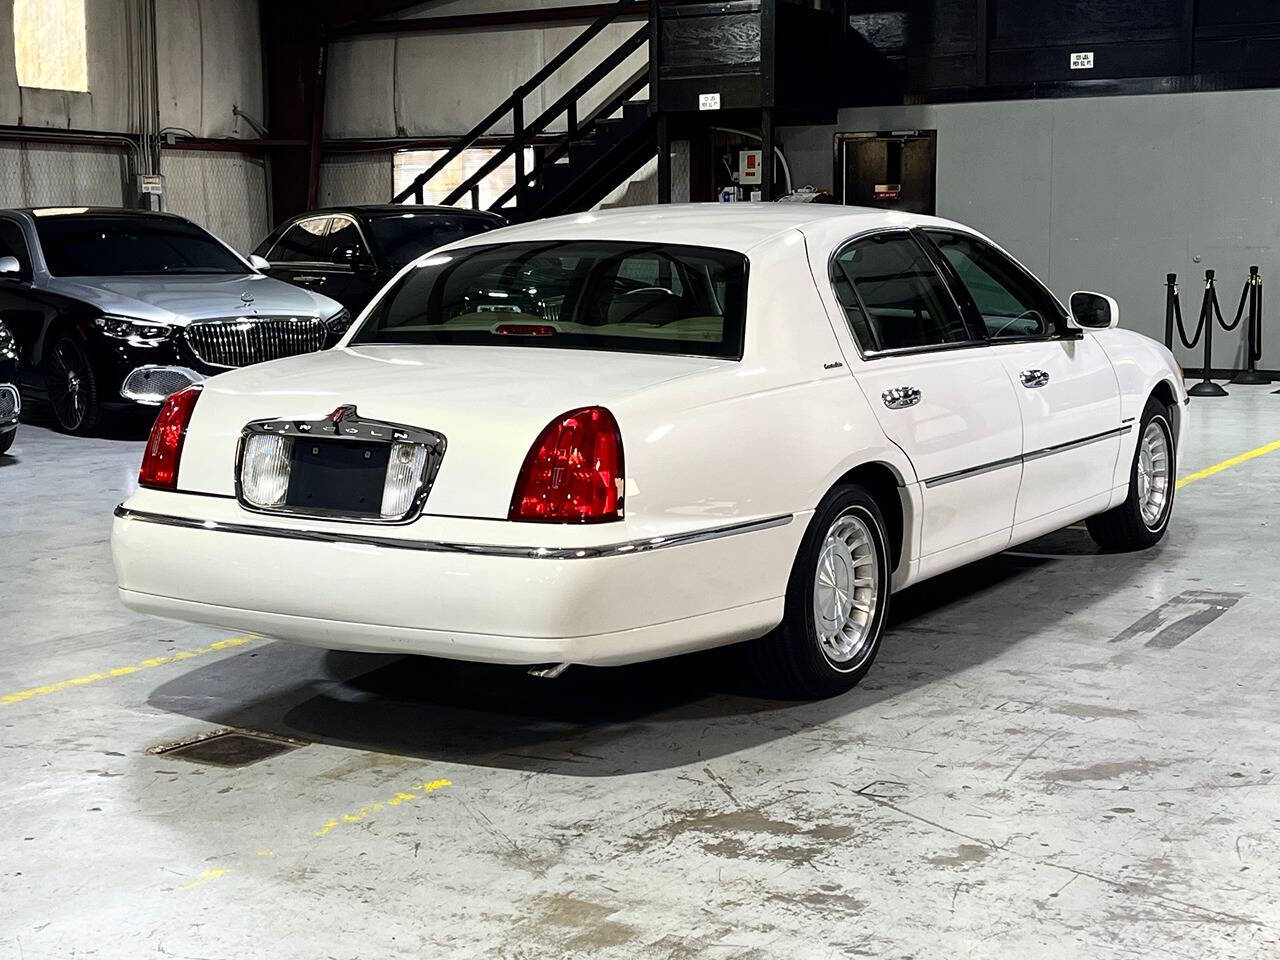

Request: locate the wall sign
(698, 92), (721, 111)
(1069, 52), (1095, 70)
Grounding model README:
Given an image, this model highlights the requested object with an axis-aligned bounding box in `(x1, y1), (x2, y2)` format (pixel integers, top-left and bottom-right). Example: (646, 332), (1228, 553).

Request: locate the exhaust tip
(527, 662), (570, 679)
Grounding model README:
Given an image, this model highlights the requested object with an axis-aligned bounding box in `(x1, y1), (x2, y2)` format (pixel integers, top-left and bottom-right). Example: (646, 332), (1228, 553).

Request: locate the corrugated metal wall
(162, 149), (269, 253)
(0, 142), (126, 206)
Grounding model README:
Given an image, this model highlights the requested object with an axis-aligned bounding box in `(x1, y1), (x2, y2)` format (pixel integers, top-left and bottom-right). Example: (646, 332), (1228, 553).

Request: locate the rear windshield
(351, 240), (748, 359)
(366, 212), (500, 267)
(34, 216), (246, 277)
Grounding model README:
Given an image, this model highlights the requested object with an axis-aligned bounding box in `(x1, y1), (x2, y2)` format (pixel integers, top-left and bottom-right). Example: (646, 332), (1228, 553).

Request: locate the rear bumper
(111, 498), (804, 666)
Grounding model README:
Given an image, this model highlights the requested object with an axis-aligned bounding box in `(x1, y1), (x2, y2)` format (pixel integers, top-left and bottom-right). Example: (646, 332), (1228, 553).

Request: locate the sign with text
(1070, 51), (1095, 70)
(698, 92), (721, 111)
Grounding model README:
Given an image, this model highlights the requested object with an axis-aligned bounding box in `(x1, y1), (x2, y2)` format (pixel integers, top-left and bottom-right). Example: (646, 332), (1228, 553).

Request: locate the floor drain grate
(150, 729), (308, 768)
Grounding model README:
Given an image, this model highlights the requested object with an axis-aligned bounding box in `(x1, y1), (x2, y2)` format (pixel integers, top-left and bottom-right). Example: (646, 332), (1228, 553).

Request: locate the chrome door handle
(1020, 369), (1050, 389)
(882, 386), (922, 410)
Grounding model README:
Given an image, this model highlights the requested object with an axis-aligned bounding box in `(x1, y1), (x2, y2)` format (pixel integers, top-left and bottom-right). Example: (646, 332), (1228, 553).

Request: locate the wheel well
(833, 462), (905, 572)
(1150, 379), (1181, 441)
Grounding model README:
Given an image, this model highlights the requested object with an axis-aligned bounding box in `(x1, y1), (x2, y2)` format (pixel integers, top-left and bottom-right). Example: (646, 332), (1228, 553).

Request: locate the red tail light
(510, 406), (623, 522)
(139, 386), (202, 490)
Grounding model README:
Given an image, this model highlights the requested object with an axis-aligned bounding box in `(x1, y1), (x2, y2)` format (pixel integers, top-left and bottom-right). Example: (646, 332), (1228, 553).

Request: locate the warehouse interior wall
(0, 0), (267, 253)
(780, 89), (1280, 370)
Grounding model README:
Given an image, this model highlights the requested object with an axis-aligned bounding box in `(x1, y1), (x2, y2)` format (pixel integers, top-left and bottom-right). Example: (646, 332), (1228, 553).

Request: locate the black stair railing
(391, 0), (648, 212)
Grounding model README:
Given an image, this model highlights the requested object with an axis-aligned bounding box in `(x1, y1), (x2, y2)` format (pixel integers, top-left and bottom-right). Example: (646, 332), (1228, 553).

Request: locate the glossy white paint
(112, 204), (1188, 666)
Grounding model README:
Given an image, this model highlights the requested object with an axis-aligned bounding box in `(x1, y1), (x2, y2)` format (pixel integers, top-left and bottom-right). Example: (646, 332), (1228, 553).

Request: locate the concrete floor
(2, 387), (1279, 959)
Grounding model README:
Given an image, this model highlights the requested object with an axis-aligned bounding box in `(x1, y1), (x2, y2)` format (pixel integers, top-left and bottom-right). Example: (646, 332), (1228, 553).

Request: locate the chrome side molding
(113, 506), (793, 560)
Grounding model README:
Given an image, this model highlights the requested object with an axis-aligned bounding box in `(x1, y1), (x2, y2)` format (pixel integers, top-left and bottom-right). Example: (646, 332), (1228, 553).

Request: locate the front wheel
(46, 335), (102, 435)
(750, 484), (892, 699)
(0, 429), (13, 455)
(1086, 397), (1176, 551)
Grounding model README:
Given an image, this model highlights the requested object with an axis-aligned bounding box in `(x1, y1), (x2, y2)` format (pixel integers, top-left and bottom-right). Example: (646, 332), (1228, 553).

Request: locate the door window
(268, 217), (332, 263)
(325, 216), (367, 262)
(830, 232), (972, 352)
(0, 220), (31, 277)
(926, 231), (1060, 340)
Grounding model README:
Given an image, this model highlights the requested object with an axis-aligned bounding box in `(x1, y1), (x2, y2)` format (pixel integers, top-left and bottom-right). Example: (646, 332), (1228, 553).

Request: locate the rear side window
(353, 240), (747, 359)
(269, 217), (331, 263)
(830, 232), (971, 353)
(366, 214), (500, 267)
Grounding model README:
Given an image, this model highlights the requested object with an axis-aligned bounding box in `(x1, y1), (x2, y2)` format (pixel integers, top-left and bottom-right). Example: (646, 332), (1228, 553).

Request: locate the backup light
(381, 441), (430, 518)
(139, 386), (201, 490)
(241, 433), (293, 508)
(509, 406), (623, 522)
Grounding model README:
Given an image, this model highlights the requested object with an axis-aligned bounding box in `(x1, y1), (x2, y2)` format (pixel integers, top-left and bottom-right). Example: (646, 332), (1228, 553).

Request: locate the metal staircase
(391, 0), (654, 222)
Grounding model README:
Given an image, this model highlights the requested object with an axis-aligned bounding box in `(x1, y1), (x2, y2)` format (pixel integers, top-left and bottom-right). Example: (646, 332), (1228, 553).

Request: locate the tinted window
(366, 213), (499, 267)
(830, 232), (970, 352)
(353, 240), (747, 359)
(34, 215), (246, 277)
(269, 217), (331, 263)
(325, 216), (367, 259)
(927, 231), (1058, 339)
(0, 220), (31, 276)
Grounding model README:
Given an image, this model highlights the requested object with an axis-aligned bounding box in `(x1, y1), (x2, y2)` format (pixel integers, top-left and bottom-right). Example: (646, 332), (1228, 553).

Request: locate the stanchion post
(1164, 273), (1177, 351)
(1188, 269), (1230, 397)
(1232, 265), (1271, 385)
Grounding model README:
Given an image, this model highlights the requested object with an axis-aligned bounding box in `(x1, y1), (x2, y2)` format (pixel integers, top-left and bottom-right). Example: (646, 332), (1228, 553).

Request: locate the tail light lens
(510, 406), (623, 522)
(139, 386), (201, 490)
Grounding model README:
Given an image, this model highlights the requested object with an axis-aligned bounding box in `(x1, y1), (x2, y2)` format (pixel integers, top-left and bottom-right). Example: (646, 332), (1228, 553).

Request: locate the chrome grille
(184, 317), (327, 369)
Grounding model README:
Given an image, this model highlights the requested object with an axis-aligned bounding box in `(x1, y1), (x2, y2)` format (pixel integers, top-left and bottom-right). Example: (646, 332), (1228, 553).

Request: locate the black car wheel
(46, 335), (102, 435)
(0, 429), (13, 455)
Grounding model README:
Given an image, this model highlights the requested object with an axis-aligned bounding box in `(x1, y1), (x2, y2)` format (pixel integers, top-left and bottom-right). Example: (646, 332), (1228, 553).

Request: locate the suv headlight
(94, 316), (175, 345)
(0, 318), (15, 361)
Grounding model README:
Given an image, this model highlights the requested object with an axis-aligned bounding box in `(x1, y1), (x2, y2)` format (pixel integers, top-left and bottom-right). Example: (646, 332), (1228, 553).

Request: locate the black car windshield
(34, 215), (247, 277)
(366, 212), (500, 267)
(352, 240), (748, 359)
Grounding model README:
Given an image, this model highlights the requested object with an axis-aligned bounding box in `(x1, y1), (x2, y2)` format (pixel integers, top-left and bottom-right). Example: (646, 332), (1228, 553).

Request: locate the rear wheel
(1086, 397), (1176, 550)
(46, 335), (101, 435)
(750, 484), (892, 699)
(0, 429), (13, 455)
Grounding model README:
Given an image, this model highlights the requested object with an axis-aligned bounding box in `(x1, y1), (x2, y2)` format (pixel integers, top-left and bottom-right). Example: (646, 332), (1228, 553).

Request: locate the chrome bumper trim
(0, 383), (17, 424)
(113, 505), (793, 559)
(119, 365), (205, 405)
(925, 424), (1133, 488)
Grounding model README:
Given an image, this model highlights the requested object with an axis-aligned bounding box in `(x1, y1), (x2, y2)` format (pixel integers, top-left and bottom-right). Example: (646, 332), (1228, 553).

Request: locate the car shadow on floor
(147, 527), (1151, 777)
(20, 398), (155, 440)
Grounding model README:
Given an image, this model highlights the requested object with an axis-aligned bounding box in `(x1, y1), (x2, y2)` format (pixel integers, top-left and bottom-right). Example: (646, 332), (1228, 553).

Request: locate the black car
(252, 205), (506, 313)
(0, 317), (17, 455)
(0, 208), (348, 434)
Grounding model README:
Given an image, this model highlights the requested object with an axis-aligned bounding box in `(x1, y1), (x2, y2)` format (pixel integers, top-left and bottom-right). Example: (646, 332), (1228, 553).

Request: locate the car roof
(301, 204), (504, 220)
(446, 203), (965, 254)
(9, 206), (191, 221)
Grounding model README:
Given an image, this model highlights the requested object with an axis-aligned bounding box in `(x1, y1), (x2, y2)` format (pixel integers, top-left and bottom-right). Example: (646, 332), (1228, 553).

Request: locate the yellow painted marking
(314, 777), (453, 838)
(1177, 439), (1280, 490)
(178, 868), (228, 892)
(0, 636), (256, 706)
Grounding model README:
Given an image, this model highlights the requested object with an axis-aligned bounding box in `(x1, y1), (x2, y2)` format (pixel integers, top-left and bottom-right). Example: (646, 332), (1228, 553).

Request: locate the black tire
(45, 335), (102, 435)
(1086, 396), (1176, 551)
(750, 484), (892, 699)
(0, 429), (13, 455)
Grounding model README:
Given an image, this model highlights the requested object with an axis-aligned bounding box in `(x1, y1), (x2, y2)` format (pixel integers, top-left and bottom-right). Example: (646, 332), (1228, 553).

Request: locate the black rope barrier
(1164, 266), (1271, 397)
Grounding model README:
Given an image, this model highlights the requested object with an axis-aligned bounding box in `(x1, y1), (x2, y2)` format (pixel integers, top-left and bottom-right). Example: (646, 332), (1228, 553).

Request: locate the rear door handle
(882, 386), (922, 409)
(1020, 369), (1050, 388)
(294, 274), (326, 286)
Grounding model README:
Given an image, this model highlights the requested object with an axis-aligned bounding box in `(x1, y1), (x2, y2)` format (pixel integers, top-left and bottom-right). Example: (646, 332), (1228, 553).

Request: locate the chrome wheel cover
(1136, 419), (1171, 528)
(813, 511), (880, 666)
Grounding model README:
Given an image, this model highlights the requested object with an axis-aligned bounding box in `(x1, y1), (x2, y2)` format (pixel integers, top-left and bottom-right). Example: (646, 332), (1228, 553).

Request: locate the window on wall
(393, 148), (534, 211)
(14, 0), (88, 92)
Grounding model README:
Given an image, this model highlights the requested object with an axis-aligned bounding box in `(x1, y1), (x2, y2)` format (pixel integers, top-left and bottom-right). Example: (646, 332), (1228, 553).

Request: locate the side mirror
(330, 245), (363, 266)
(0, 255), (22, 277)
(1069, 291), (1120, 330)
(247, 254), (271, 272)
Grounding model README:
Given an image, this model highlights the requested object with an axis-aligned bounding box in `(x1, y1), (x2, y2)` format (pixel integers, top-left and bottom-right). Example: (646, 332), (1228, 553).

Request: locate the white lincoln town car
(112, 205), (1187, 698)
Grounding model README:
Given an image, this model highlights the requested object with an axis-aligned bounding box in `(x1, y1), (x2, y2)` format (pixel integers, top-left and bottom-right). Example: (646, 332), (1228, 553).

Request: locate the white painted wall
(780, 90), (1280, 370)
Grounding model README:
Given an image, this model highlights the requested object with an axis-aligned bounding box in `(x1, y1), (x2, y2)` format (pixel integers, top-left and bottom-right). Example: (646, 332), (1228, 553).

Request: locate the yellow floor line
(1177, 439), (1280, 490)
(315, 778), (453, 838)
(0, 635), (257, 706)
